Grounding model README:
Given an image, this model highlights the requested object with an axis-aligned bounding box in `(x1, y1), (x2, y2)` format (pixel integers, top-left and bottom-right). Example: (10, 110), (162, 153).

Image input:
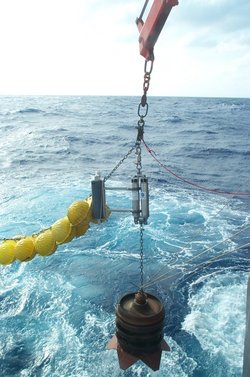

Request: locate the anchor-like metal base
(107, 291), (170, 371)
(107, 335), (169, 371)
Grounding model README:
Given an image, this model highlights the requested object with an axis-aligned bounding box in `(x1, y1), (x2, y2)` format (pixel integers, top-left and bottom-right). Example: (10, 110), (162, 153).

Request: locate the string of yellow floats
(0, 197), (110, 265)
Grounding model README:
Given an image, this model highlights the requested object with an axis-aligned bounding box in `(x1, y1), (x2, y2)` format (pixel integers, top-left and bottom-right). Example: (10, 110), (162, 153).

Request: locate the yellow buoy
(35, 230), (57, 256)
(23, 243), (37, 262)
(0, 195), (109, 265)
(14, 237), (35, 261)
(75, 221), (89, 237)
(0, 240), (16, 265)
(63, 226), (77, 244)
(67, 200), (90, 226)
(51, 216), (72, 244)
(84, 208), (92, 223)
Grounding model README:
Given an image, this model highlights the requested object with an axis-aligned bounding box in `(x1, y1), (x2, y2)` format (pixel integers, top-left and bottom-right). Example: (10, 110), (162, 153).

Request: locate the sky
(0, 0), (249, 98)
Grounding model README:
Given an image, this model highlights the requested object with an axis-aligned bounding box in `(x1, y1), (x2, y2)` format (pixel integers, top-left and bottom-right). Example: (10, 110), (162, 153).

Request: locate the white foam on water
(0, 260), (200, 377)
(0, 173), (249, 376)
(182, 271), (248, 373)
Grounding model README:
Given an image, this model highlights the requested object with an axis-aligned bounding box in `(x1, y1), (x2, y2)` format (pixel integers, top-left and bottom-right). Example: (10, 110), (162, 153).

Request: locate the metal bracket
(91, 172), (149, 224)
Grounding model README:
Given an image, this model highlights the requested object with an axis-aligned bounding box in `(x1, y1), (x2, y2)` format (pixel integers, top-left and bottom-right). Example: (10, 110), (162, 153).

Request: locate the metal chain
(135, 117), (144, 178)
(135, 140), (142, 176)
(136, 58), (154, 293)
(104, 59), (153, 184)
(104, 58), (154, 291)
(138, 58), (154, 119)
(139, 223), (144, 291)
(104, 145), (136, 182)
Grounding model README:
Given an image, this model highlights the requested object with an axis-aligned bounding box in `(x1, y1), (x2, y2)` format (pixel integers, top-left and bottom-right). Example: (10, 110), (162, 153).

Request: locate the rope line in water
(176, 224), (250, 267)
(143, 241), (250, 289)
(146, 197), (236, 285)
(178, 242), (250, 286)
(144, 223), (250, 287)
(143, 224), (250, 289)
(143, 139), (250, 197)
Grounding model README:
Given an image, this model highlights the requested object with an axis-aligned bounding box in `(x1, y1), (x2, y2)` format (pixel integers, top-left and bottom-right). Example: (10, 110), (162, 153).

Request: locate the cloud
(148, 0), (249, 97)
(0, 0), (249, 97)
(173, 0), (250, 47)
(175, 0), (250, 28)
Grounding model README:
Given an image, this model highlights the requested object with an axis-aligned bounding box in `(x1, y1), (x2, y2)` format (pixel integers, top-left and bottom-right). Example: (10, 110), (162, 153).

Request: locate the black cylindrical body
(91, 178), (106, 220)
(115, 292), (165, 356)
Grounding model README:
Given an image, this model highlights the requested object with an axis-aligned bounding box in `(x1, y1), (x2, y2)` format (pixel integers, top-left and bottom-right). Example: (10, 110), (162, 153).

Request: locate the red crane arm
(136, 0), (178, 60)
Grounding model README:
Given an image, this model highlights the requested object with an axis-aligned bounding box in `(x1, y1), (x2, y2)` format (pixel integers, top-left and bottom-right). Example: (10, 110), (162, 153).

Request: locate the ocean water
(0, 95), (249, 377)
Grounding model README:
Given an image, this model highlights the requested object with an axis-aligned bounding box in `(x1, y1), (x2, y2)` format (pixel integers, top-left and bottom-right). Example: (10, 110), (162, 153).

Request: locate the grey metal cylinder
(140, 176), (149, 224)
(132, 176), (140, 224)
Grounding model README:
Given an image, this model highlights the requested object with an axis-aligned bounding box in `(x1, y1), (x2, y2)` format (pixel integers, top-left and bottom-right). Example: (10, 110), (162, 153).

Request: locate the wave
(191, 147), (248, 158)
(0, 95), (249, 377)
(182, 270), (248, 374)
(166, 115), (183, 123)
(15, 107), (44, 115)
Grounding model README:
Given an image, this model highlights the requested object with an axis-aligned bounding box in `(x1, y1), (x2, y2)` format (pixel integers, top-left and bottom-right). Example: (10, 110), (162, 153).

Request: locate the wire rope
(143, 139), (250, 197)
(142, 241), (250, 289)
(145, 196), (236, 285)
(143, 224), (250, 289)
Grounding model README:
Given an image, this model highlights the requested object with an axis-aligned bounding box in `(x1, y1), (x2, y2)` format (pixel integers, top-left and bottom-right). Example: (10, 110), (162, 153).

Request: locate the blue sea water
(0, 95), (249, 377)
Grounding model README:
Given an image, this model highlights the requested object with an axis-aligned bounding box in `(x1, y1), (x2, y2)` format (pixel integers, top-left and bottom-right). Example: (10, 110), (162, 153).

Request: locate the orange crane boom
(136, 0), (178, 60)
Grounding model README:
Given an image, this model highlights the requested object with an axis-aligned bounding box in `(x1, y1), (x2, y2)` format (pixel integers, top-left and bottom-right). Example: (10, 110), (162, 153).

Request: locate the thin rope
(142, 139), (250, 197)
(142, 242), (250, 289)
(178, 242), (250, 286)
(145, 222), (250, 287)
(143, 224), (250, 288)
(143, 224), (250, 289)
(145, 197), (235, 285)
